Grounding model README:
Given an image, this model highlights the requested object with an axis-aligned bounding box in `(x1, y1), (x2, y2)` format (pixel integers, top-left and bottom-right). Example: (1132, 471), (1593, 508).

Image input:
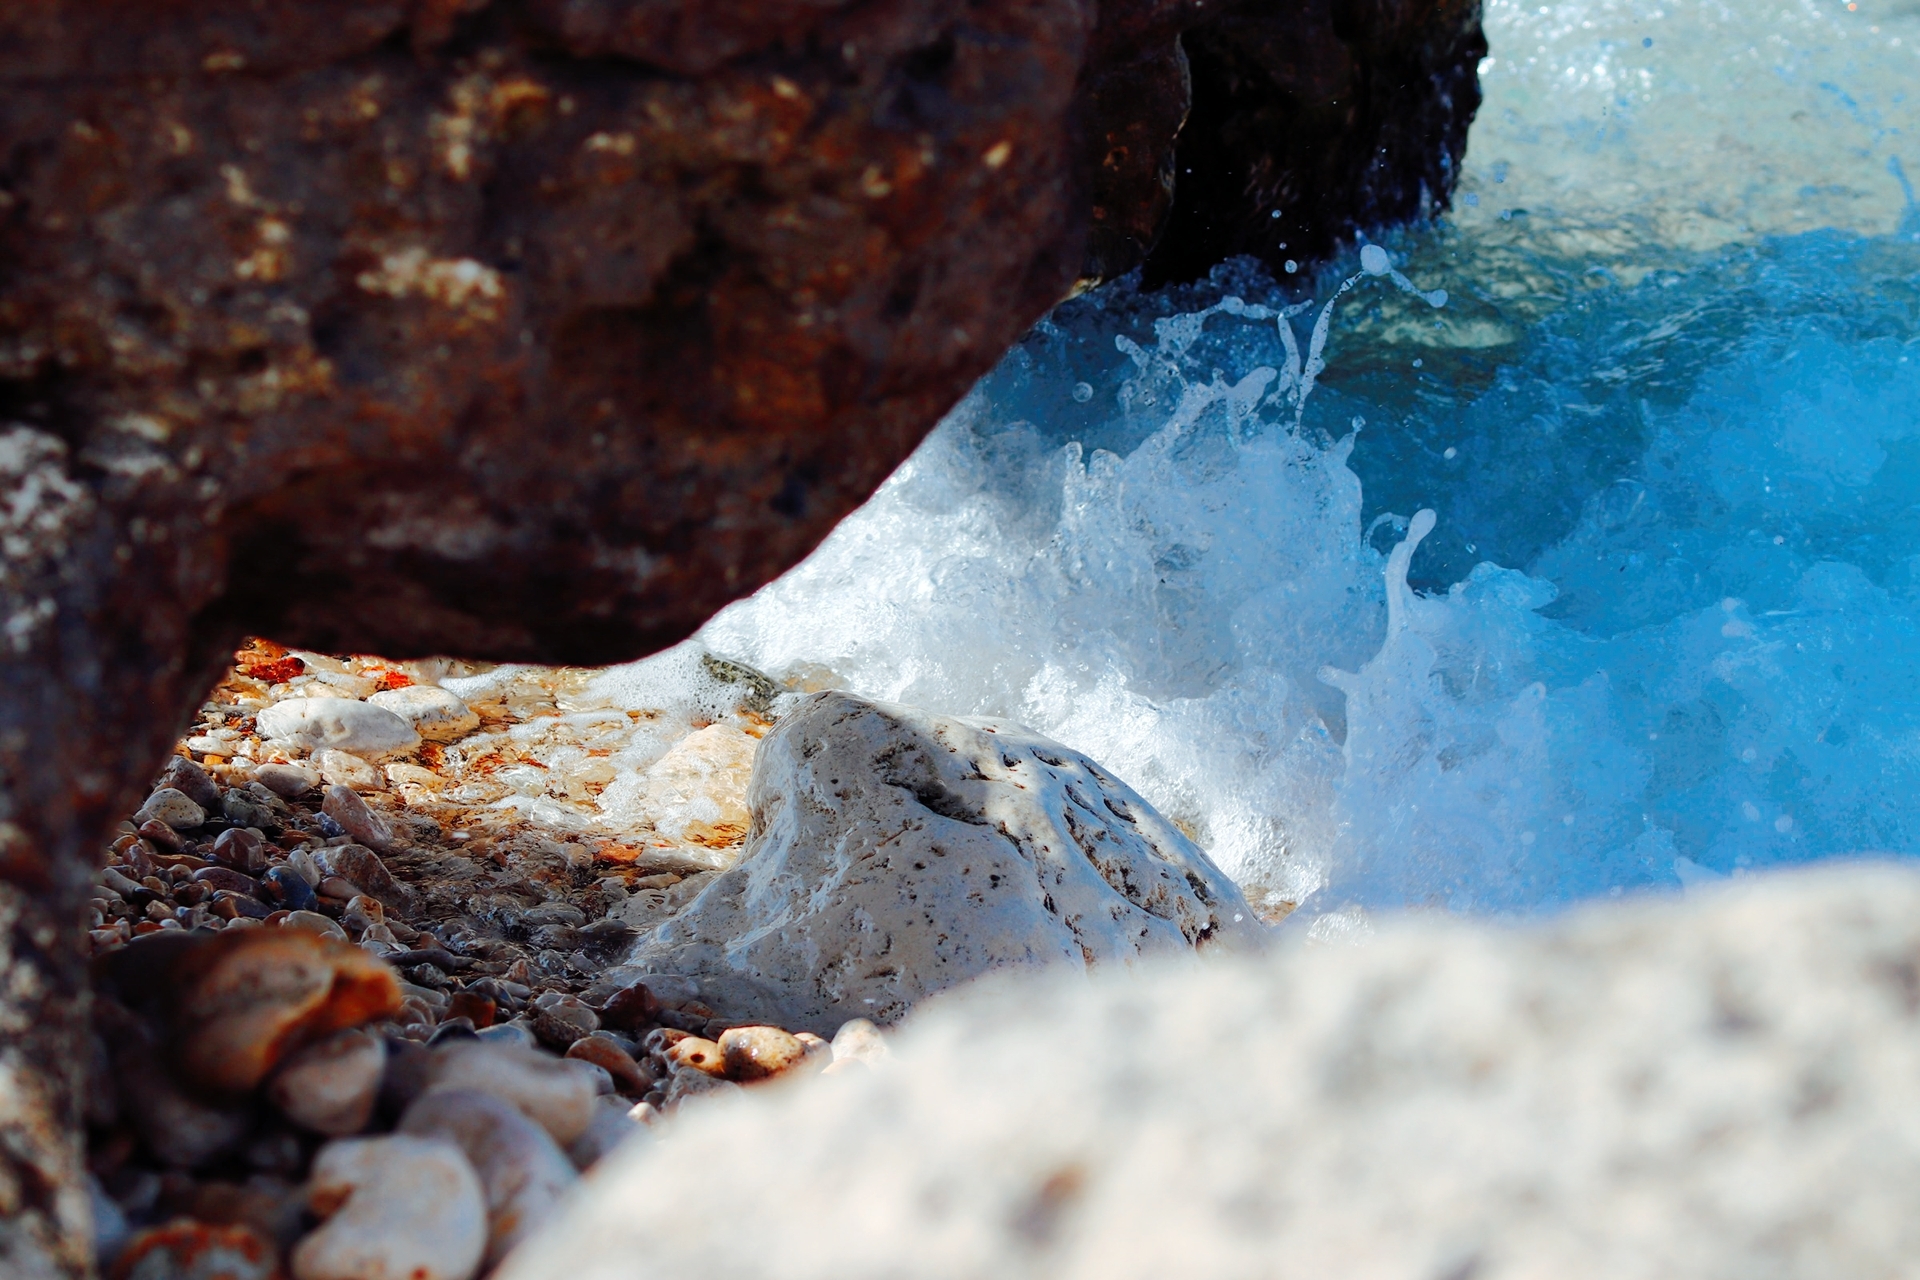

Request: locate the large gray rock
(509, 863), (1920, 1279)
(624, 692), (1259, 1030)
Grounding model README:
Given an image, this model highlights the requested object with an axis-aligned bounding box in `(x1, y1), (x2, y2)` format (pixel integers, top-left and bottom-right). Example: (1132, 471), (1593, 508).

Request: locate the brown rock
(210, 828), (267, 875)
(321, 786), (400, 855)
(315, 845), (414, 913)
(165, 928), (403, 1094)
(156, 758), (225, 814)
(529, 995), (599, 1050)
(565, 1036), (653, 1098)
(444, 992), (497, 1029)
(597, 980), (663, 1032)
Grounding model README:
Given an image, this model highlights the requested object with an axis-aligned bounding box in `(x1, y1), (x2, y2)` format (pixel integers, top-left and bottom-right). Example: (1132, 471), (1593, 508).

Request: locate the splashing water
(610, 0), (1920, 922)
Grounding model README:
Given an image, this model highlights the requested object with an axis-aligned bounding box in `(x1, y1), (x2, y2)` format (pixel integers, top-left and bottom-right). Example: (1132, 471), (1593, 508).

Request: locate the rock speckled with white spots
(625, 692), (1259, 1030)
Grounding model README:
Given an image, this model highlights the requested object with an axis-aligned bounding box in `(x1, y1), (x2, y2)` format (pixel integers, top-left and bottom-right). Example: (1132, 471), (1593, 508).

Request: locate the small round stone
(663, 1036), (727, 1077)
(134, 787), (206, 831)
(565, 1035), (654, 1097)
(718, 1025), (812, 1082)
(210, 827), (266, 873)
(829, 1018), (890, 1065)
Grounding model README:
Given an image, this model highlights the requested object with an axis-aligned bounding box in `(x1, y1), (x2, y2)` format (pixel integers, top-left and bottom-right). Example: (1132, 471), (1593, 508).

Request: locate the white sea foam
(580, 0), (1920, 921)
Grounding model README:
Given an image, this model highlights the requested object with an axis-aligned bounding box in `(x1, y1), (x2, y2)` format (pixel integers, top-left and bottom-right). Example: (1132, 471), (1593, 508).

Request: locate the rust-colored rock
(116, 927), (403, 1095)
(109, 1219), (280, 1280)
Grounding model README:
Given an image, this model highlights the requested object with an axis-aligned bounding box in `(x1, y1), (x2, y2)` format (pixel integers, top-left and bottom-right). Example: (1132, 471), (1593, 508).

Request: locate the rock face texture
(1142, 0), (1488, 282)
(0, 1), (1483, 1270)
(509, 863), (1920, 1280)
(625, 692), (1259, 1030)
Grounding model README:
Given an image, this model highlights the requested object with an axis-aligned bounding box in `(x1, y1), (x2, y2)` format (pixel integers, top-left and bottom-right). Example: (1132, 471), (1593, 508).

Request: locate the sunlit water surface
(673, 0), (1920, 922)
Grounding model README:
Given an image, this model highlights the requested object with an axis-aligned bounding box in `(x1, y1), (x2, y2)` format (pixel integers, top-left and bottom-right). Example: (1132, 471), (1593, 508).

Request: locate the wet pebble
(529, 993), (598, 1049)
(191, 865), (258, 896)
(269, 1029), (387, 1136)
(322, 784), (400, 853)
(209, 827), (266, 874)
(316, 844), (413, 912)
(401, 1088), (577, 1266)
(718, 1025), (821, 1082)
(260, 866), (318, 913)
(596, 980), (663, 1032)
(157, 757), (224, 812)
(662, 1036), (727, 1078)
(291, 1135), (486, 1280)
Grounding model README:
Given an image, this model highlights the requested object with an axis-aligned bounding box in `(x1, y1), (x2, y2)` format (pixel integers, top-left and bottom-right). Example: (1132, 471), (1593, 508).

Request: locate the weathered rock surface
(505, 863), (1920, 1280)
(626, 692), (1259, 1030)
(1141, 0), (1487, 282)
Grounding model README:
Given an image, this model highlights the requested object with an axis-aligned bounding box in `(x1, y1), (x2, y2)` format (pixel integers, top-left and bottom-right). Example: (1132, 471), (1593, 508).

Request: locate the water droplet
(1070, 381), (1093, 403)
(1359, 244), (1391, 276)
(1284, 259), (1298, 273)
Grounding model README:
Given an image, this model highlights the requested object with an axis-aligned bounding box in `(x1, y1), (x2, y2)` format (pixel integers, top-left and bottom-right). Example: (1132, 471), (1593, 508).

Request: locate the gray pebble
(134, 787), (206, 832)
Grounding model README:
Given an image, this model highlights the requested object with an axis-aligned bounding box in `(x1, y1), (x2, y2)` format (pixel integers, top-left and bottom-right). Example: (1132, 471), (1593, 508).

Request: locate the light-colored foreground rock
(625, 691), (1259, 1029)
(507, 863), (1920, 1280)
(293, 1135), (486, 1280)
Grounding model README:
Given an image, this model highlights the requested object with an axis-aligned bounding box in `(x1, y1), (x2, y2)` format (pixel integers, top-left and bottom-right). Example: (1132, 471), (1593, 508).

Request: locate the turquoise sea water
(694, 0), (1920, 922)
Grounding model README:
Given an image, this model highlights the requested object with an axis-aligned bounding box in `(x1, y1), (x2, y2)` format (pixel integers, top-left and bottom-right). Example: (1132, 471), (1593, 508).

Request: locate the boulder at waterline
(624, 691), (1260, 1031)
(505, 863), (1920, 1280)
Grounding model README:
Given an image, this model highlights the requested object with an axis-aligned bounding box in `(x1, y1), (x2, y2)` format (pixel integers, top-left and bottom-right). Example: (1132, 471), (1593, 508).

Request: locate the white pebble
(291, 1135), (486, 1280)
(404, 1089), (578, 1264)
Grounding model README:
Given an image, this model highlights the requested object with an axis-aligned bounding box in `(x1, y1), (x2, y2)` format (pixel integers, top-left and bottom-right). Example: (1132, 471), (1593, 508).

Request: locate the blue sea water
(693, 0), (1920, 922)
